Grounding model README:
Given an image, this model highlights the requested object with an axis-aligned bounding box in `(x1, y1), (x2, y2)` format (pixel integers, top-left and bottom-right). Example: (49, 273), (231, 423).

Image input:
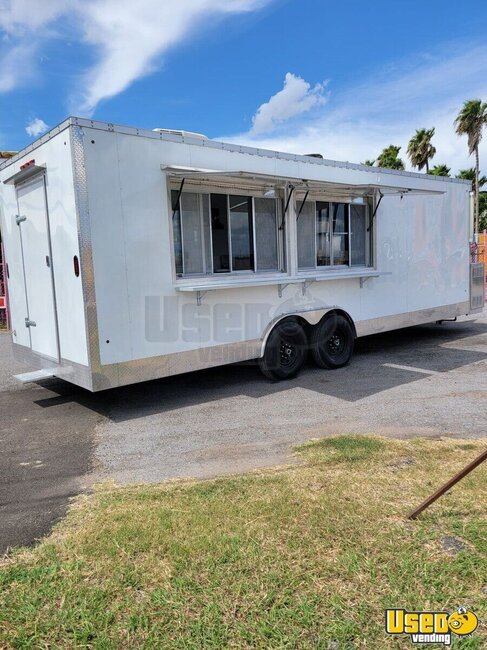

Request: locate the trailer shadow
(33, 318), (487, 420)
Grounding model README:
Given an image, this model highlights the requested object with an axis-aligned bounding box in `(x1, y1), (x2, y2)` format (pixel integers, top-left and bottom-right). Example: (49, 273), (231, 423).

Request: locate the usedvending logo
(385, 607), (479, 645)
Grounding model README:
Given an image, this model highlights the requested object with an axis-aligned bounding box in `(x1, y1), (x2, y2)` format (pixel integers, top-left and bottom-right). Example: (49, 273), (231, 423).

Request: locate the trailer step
(14, 369), (56, 383)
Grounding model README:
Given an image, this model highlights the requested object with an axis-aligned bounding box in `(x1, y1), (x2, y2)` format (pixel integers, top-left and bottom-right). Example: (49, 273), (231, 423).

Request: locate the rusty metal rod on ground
(408, 448), (487, 520)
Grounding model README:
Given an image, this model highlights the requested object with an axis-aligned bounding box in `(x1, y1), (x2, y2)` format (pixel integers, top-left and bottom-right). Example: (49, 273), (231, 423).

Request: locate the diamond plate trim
(70, 125), (102, 390)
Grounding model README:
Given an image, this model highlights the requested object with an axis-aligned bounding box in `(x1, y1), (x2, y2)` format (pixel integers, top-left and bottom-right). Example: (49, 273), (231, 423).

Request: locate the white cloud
(0, 41), (37, 91)
(77, 0), (273, 114)
(0, 0), (67, 34)
(225, 43), (487, 175)
(0, 0), (68, 93)
(25, 117), (49, 137)
(250, 73), (328, 135)
(0, 0), (274, 114)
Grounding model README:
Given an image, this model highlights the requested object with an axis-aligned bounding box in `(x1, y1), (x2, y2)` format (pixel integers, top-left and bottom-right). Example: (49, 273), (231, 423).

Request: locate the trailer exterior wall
(77, 124), (471, 389)
(0, 176), (29, 347)
(358, 187), (470, 324)
(0, 128), (89, 379)
(0, 119), (474, 391)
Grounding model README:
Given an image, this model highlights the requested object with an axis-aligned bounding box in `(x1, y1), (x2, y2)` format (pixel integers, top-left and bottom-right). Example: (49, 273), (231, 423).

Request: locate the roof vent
(152, 128), (208, 141)
(305, 153), (324, 159)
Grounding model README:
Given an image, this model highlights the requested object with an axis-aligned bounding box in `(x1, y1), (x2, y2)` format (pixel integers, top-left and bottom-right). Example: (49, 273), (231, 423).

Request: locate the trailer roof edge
(0, 116), (472, 186)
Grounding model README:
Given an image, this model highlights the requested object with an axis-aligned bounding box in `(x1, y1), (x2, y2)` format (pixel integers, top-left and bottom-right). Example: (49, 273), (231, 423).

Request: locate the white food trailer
(0, 117), (484, 391)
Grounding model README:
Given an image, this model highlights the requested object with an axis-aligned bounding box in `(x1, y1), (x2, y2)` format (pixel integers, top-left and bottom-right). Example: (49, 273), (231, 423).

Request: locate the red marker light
(73, 255), (80, 277)
(20, 159), (35, 170)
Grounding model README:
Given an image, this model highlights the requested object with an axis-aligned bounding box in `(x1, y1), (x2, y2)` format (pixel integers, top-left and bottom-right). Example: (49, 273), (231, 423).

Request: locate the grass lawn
(0, 435), (486, 649)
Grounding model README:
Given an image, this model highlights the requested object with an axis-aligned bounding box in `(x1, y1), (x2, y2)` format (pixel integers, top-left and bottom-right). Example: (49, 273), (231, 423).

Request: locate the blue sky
(1, 0), (487, 173)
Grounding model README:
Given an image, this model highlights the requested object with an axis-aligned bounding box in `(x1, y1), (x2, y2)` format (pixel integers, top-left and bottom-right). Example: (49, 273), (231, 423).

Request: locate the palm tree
(479, 193), (487, 231)
(407, 128), (436, 172)
(454, 99), (487, 233)
(457, 170), (487, 229)
(376, 145), (405, 170)
(430, 164), (451, 177)
(456, 167), (487, 188)
(363, 159), (375, 166)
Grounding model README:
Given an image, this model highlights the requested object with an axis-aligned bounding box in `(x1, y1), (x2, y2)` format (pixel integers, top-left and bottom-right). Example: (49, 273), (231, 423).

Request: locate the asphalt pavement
(1, 311), (486, 552)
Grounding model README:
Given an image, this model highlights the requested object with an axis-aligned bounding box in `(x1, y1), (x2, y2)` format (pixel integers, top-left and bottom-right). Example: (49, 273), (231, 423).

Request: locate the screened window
(297, 199), (371, 270)
(230, 196), (254, 271)
(254, 198), (279, 271)
(331, 203), (349, 267)
(172, 193), (183, 275)
(181, 192), (205, 274)
(316, 202), (331, 266)
(350, 204), (367, 266)
(211, 193), (230, 273)
(171, 190), (281, 277)
(297, 201), (315, 269)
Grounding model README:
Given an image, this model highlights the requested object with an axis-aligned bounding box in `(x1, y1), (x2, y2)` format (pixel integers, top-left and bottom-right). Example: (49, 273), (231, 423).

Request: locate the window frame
(226, 194), (254, 274)
(253, 195), (283, 273)
(349, 202), (371, 268)
(296, 196), (373, 272)
(169, 184), (285, 279)
(171, 190), (213, 277)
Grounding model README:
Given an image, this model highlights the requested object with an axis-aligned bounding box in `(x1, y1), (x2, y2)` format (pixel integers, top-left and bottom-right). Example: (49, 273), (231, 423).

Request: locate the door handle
(46, 255), (50, 268)
(25, 318), (37, 328)
(15, 214), (26, 225)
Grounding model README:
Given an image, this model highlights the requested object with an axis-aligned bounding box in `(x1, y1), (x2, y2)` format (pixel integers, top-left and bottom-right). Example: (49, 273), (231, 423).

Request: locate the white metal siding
(0, 184), (30, 347)
(0, 132), (89, 366)
(83, 130), (132, 365)
(81, 125), (471, 368)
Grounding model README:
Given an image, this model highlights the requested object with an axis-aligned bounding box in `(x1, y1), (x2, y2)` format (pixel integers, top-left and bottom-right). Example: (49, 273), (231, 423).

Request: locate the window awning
(4, 163), (46, 185)
(162, 166), (445, 197)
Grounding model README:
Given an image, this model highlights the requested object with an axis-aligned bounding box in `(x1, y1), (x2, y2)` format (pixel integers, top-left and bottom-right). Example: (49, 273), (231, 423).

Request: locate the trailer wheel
(310, 314), (354, 369)
(259, 319), (307, 380)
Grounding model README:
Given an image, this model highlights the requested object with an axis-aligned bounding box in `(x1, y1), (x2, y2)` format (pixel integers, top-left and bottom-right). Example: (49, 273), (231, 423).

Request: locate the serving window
(171, 190), (283, 277)
(297, 199), (372, 270)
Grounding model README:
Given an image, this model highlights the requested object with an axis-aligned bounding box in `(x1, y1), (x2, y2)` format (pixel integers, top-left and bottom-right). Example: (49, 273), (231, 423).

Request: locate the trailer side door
(16, 175), (60, 361)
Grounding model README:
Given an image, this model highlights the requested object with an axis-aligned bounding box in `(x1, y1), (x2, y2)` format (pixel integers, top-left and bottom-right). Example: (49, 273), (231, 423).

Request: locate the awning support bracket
(302, 279), (315, 295)
(280, 184), (294, 231)
(296, 190), (309, 222)
(360, 276), (374, 288)
(196, 290), (206, 306)
(278, 283), (290, 298)
(367, 191), (384, 232)
(172, 177), (185, 220)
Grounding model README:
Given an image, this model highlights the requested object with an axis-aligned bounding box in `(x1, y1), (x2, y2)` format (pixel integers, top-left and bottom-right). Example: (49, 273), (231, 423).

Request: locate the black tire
(310, 314), (354, 369)
(259, 319), (307, 380)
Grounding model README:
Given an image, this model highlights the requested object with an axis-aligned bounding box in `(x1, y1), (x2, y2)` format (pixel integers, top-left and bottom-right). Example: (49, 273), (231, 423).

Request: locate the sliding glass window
(297, 199), (371, 270)
(171, 190), (281, 277)
(316, 202), (331, 266)
(254, 197), (279, 271)
(230, 196), (254, 271)
(331, 203), (349, 267)
(171, 191), (183, 276)
(210, 193), (230, 273)
(297, 201), (315, 269)
(350, 204), (367, 266)
(171, 190), (211, 276)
